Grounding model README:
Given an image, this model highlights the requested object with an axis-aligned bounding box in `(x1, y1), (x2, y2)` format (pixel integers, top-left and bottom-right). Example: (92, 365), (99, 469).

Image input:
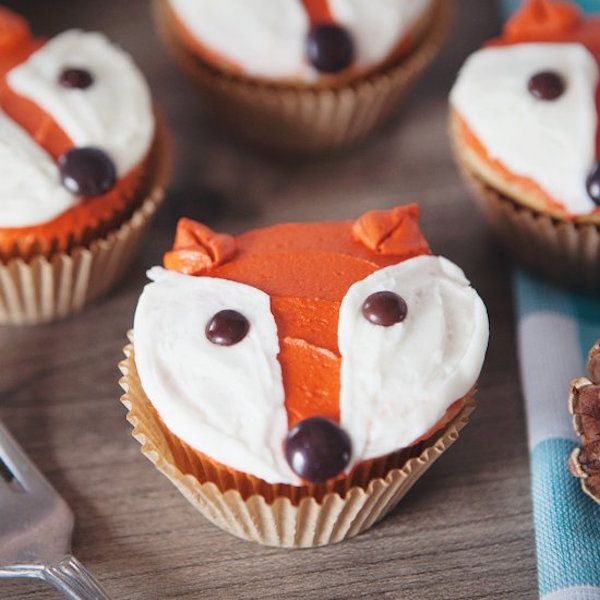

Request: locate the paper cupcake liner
(453, 140), (600, 290)
(0, 191), (163, 325)
(119, 340), (477, 548)
(155, 0), (453, 154)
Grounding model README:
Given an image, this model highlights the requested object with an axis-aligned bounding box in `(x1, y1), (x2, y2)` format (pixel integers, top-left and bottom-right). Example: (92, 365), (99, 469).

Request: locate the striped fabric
(514, 271), (600, 599)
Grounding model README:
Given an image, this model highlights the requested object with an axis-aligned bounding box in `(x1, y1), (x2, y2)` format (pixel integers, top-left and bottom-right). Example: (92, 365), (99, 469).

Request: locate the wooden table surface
(0, 1), (537, 598)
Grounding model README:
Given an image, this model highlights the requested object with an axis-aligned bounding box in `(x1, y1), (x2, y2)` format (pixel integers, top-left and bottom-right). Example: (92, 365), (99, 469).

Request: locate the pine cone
(568, 341), (600, 504)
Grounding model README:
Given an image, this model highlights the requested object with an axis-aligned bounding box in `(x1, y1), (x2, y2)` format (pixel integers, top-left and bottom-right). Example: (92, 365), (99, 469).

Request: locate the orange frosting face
(455, 0), (600, 215)
(163, 206), (432, 428)
(0, 7), (154, 259)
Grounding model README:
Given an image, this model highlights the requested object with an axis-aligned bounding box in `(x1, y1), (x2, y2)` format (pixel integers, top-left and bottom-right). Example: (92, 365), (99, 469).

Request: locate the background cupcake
(120, 206), (489, 547)
(449, 0), (600, 289)
(155, 0), (453, 153)
(0, 6), (168, 324)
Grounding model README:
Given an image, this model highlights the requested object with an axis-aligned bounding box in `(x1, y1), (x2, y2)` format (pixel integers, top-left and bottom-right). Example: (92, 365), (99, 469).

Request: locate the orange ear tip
(352, 204), (430, 259)
(0, 7), (31, 50)
(504, 0), (581, 41)
(164, 217), (236, 275)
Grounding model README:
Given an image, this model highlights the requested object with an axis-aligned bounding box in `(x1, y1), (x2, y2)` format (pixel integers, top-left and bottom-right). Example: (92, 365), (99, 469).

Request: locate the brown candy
(528, 71), (565, 101)
(362, 291), (407, 327)
(205, 310), (249, 346)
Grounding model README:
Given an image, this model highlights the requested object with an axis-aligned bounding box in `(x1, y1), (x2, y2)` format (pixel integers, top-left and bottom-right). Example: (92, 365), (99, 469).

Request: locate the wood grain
(0, 1), (537, 598)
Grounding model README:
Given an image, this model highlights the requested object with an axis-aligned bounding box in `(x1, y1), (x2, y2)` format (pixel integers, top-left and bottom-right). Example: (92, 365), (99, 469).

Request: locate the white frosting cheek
(7, 30), (155, 176)
(133, 267), (297, 485)
(168, 0), (314, 82)
(450, 43), (598, 214)
(0, 110), (76, 228)
(339, 256), (489, 462)
(330, 0), (433, 68)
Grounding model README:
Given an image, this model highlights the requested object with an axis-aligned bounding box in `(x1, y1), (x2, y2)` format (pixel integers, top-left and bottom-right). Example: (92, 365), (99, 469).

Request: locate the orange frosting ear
(0, 7), (30, 52)
(352, 204), (431, 258)
(163, 218), (236, 275)
(504, 0), (581, 41)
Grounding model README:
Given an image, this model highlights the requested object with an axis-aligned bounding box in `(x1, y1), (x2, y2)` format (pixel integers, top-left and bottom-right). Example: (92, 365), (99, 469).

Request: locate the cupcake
(449, 0), (600, 288)
(155, 0), (453, 152)
(0, 6), (168, 324)
(569, 340), (600, 503)
(120, 205), (489, 547)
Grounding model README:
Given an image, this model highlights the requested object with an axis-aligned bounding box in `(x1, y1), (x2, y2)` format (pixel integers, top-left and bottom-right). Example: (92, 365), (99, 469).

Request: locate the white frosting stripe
(329, 0), (432, 68)
(338, 256), (489, 462)
(450, 43), (599, 215)
(133, 267), (296, 485)
(0, 108), (76, 228)
(7, 29), (155, 176)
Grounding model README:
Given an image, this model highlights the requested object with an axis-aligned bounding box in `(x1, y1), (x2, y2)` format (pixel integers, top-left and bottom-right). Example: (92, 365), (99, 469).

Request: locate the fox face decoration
(165, 0), (434, 82)
(0, 8), (154, 231)
(133, 206), (489, 485)
(450, 0), (600, 217)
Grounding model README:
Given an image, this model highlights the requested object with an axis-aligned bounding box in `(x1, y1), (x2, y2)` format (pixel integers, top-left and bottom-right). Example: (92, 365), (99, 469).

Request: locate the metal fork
(0, 421), (111, 599)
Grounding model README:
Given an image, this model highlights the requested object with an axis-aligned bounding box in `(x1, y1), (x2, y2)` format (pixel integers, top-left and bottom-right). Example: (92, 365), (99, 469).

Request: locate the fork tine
(0, 421), (55, 495)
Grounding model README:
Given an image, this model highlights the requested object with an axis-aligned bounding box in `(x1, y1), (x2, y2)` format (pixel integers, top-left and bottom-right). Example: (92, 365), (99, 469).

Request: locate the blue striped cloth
(514, 271), (600, 599)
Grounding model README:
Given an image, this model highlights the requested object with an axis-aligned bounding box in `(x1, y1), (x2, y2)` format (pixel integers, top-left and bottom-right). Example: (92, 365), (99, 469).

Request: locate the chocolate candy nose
(58, 147), (116, 197)
(306, 23), (354, 74)
(528, 71), (565, 101)
(285, 417), (352, 483)
(205, 309), (250, 346)
(587, 162), (600, 205)
(362, 291), (408, 327)
(59, 67), (94, 89)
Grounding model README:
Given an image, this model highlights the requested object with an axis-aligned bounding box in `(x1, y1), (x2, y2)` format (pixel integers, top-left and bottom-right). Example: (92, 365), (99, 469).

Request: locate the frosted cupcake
(120, 204), (489, 546)
(156, 0), (453, 152)
(0, 6), (168, 324)
(449, 0), (600, 288)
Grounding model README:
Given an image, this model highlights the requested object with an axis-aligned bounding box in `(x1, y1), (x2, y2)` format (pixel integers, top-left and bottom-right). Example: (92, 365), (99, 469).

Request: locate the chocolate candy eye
(362, 291), (408, 327)
(58, 147), (116, 197)
(306, 23), (354, 74)
(528, 71), (565, 101)
(284, 417), (352, 483)
(587, 162), (600, 205)
(59, 67), (94, 89)
(205, 310), (250, 346)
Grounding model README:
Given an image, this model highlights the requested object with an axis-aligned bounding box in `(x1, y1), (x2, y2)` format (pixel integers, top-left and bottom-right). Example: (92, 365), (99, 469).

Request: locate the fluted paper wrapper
(156, 0), (453, 154)
(454, 146), (600, 290)
(119, 341), (477, 548)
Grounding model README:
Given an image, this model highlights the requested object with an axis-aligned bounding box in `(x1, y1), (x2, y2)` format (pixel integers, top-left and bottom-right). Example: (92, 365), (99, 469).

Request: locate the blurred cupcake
(449, 0), (600, 288)
(155, 0), (453, 152)
(0, 6), (168, 324)
(120, 205), (489, 547)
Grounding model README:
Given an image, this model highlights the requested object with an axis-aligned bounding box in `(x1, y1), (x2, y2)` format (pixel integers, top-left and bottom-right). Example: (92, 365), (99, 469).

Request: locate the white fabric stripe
(544, 585), (600, 600)
(518, 311), (582, 450)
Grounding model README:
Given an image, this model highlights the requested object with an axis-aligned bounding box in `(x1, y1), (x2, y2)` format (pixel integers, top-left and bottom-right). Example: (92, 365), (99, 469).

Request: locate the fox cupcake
(120, 205), (489, 547)
(156, 0), (453, 152)
(0, 6), (167, 324)
(450, 0), (600, 288)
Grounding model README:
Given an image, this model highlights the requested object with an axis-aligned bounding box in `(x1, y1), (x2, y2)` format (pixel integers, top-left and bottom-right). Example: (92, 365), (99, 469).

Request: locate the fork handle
(42, 556), (111, 600)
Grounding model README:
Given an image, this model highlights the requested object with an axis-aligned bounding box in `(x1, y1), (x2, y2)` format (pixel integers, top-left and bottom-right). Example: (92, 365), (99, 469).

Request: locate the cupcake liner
(155, 0), (453, 154)
(119, 339), (477, 548)
(0, 192), (162, 325)
(452, 135), (600, 290)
